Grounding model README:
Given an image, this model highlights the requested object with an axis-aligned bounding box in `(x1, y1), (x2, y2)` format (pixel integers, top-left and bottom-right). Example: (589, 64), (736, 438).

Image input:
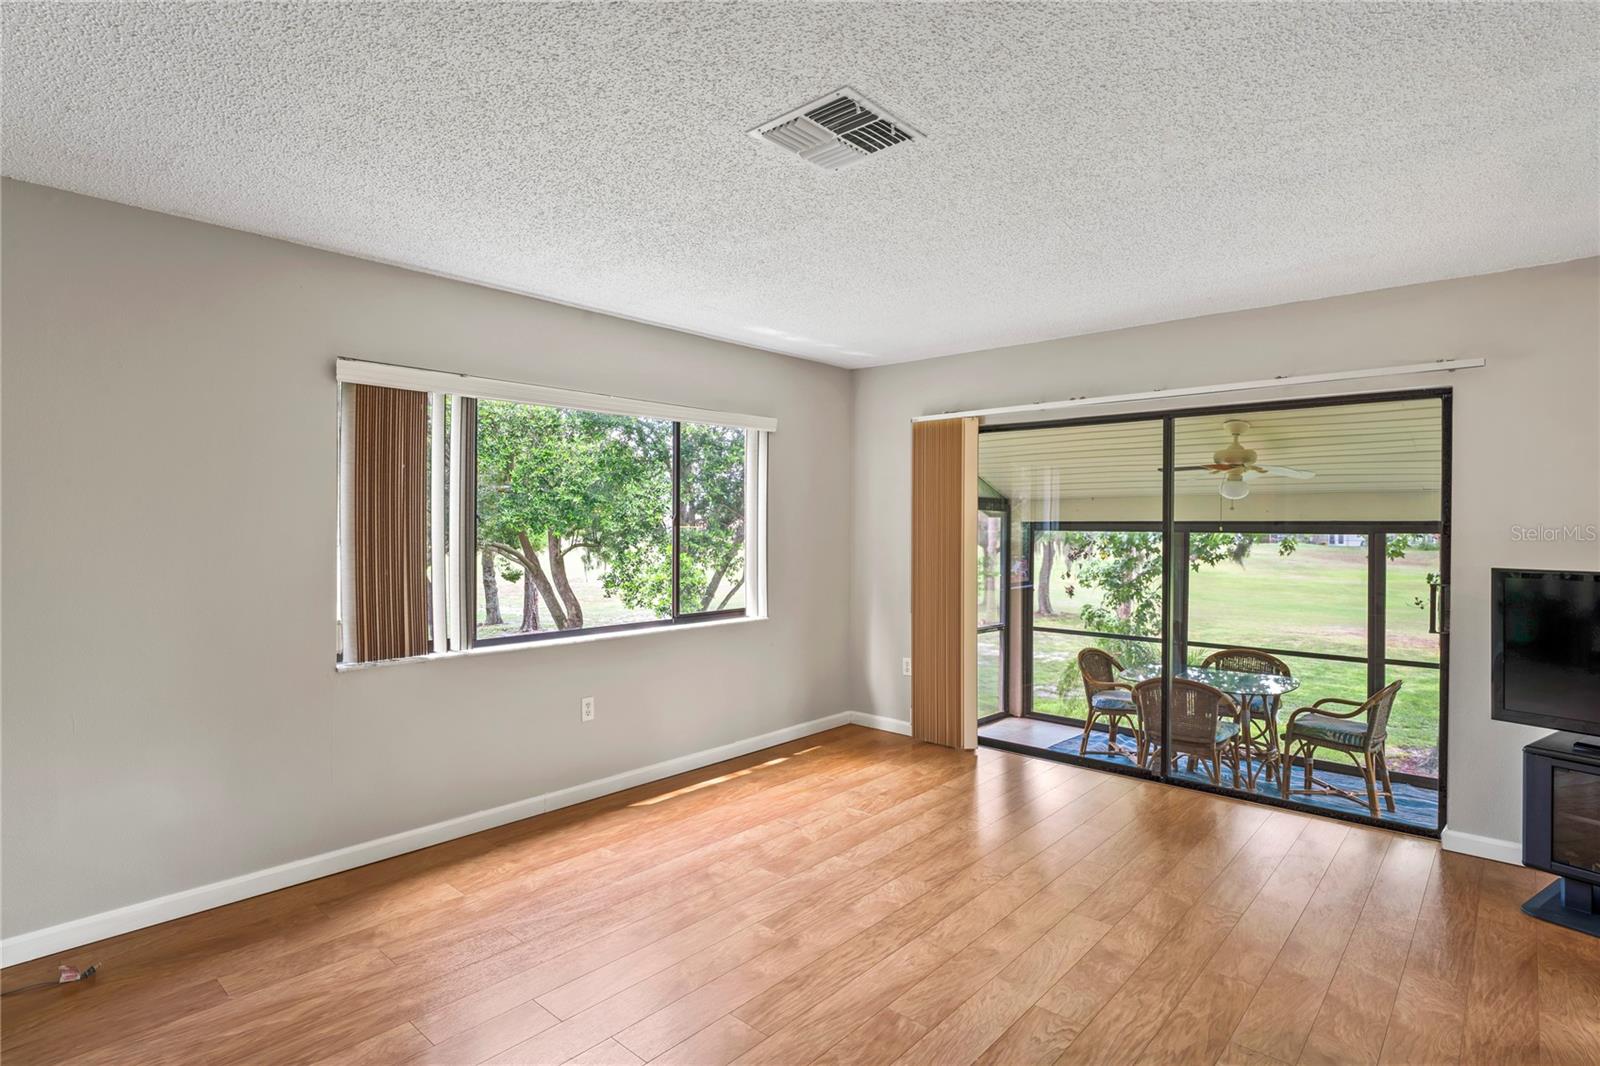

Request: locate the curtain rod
(909, 358), (1485, 423)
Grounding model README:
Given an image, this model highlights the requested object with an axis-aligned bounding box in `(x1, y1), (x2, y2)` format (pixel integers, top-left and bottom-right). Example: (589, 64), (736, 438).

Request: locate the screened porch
(975, 395), (1447, 832)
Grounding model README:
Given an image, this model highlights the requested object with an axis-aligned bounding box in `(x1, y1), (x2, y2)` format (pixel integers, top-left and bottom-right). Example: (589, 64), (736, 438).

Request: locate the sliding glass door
(976, 392), (1449, 834)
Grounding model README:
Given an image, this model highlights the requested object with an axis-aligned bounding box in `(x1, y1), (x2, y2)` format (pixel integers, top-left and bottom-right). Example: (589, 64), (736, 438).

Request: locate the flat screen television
(1492, 568), (1600, 738)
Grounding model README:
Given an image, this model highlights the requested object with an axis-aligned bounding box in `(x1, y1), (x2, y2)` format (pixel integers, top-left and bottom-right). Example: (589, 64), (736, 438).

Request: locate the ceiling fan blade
(1172, 463), (1239, 473)
(1250, 464), (1316, 480)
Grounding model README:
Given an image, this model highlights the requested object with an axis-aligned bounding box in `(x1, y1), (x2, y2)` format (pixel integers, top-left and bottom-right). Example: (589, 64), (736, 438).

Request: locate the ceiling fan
(1174, 419), (1315, 500)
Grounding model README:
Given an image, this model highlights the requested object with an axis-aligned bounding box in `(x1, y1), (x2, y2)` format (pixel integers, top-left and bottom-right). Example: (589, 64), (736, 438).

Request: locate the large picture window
(336, 360), (769, 664)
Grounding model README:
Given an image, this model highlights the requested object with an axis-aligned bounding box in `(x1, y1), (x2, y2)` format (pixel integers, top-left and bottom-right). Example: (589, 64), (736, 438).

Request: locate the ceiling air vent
(750, 88), (921, 171)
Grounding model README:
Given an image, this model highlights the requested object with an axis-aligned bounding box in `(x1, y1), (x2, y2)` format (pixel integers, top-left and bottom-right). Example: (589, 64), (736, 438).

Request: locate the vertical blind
(348, 384), (430, 662)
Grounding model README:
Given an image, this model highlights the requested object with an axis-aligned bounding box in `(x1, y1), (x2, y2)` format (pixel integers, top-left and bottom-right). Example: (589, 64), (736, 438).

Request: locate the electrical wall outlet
(902, 657), (912, 677)
(581, 696), (595, 722)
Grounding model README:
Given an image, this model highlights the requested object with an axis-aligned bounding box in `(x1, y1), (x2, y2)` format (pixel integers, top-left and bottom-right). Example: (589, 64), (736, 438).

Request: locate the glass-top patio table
(1117, 663), (1301, 787)
(1117, 663), (1300, 698)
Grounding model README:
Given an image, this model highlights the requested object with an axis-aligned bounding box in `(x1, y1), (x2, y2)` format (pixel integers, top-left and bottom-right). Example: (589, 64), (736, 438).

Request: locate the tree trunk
(698, 563), (728, 613)
(715, 577), (744, 611)
(1037, 538), (1056, 616)
(481, 550), (504, 626)
(547, 532), (584, 629)
(518, 531), (568, 630)
(520, 567), (540, 632)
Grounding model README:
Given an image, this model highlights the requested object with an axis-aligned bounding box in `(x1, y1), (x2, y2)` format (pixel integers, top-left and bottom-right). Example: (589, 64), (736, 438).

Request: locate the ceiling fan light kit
(1219, 472), (1251, 500)
(1215, 419), (1256, 499)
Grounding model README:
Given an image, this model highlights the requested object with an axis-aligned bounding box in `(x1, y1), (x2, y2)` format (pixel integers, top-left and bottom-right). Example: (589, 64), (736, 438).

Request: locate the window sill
(335, 613), (767, 672)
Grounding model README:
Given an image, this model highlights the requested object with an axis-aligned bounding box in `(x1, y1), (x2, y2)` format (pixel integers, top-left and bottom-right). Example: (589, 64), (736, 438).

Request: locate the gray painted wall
(849, 258), (1600, 849)
(0, 181), (855, 937)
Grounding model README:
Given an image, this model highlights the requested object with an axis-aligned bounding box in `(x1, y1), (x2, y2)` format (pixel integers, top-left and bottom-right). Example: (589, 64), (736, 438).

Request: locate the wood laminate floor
(3, 726), (1597, 1065)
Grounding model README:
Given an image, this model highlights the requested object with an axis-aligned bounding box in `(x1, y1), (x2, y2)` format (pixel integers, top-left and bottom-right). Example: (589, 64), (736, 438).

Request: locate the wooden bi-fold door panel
(911, 417), (978, 749)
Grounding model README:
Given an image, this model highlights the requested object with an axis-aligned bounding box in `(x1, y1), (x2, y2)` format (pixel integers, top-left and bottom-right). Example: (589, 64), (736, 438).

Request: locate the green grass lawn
(1014, 539), (1442, 774)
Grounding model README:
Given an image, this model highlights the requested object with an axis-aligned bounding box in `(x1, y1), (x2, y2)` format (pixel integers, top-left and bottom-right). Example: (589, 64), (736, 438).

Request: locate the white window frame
(335, 359), (772, 667)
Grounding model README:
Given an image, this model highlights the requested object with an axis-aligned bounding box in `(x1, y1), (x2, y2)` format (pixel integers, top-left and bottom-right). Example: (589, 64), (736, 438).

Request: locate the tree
(676, 423), (747, 613)
(475, 402), (673, 630)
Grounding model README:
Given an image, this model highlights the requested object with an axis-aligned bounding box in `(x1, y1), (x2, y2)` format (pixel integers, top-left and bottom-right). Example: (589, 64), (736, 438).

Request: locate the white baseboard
(0, 711), (856, 967)
(1440, 827), (1523, 867)
(848, 711), (912, 736)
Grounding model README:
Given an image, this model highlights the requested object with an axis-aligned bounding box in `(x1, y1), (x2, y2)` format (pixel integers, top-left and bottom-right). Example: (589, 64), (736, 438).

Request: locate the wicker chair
(1132, 678), (1242, 784)
(1281, 679), (1403, 818)
(1129, 677), (1163, 770)
(1076, 648), (1138, 759)
(1199, 648), (1293, 787)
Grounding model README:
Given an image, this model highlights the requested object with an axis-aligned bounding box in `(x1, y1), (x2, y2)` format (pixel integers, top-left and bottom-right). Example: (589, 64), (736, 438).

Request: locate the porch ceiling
(978, 398), (1444, 504)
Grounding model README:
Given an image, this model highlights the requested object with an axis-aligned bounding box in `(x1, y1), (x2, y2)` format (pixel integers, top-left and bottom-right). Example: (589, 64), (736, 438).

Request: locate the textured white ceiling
(4, 3), (1597, 367)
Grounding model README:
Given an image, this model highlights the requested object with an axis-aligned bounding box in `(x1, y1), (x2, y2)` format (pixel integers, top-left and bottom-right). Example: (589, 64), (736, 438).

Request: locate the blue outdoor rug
(1046, 727), (1438, 829)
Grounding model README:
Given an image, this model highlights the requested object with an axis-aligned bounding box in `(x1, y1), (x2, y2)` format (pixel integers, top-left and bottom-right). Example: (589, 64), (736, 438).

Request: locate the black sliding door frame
(977, 387), (1452, 836)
